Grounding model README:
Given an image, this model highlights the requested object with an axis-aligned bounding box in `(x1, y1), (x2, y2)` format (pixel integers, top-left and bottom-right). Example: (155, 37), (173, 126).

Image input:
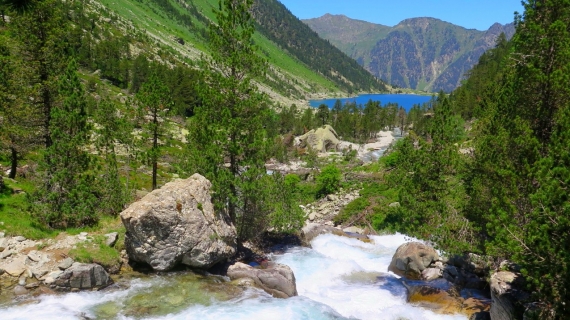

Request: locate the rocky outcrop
(51, 263), (111, 291)
(297, 125), (340, 153)
(489, 271), (528, 320)
(388, 242), (440, 280)
(121, 174), (237, 271)
(227, 262), (298, 298)
(301, 189), (359, 222)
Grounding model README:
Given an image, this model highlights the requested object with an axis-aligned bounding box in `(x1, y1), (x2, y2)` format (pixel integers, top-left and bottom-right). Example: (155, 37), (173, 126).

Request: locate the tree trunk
(152, 114), (158, 190)
(9, 146), (17, 179)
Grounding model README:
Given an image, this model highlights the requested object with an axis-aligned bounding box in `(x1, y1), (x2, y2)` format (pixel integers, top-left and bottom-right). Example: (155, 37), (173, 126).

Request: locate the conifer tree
(94, 98), (129, 214)
(136, 73), (171, 190)
(32, 59), (96, 228)
(187, 0), (275, 239)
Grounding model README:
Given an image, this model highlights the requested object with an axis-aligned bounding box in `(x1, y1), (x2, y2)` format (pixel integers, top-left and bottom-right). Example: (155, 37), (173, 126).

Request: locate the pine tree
(32, 59), (96, 228)
(187, 0), (276, 240)
(94, 98), (129, 214)
(136, 73), (172, 190)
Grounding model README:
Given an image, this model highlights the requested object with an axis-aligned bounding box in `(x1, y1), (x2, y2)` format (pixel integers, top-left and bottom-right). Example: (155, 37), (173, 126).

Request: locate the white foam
(0, 233), (467, 320)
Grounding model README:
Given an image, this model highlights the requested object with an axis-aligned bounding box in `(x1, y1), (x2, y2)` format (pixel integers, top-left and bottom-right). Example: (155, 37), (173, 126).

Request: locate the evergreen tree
(136, 73), (172, 190)
(93, 98), (129, 215)
(316, 104), (329, 126)
(10, 0), (67, 149)
(187, 0), (270, 237)
(32, 59), (96, 228)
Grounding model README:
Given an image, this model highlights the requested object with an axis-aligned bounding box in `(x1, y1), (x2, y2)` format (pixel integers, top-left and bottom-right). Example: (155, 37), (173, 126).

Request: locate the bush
(333, 197), (370, 225)
(316, 164), (341, 198)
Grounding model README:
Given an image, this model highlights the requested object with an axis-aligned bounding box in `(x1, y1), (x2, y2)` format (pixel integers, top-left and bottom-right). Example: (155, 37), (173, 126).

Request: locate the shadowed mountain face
(304, 15), (515, 92)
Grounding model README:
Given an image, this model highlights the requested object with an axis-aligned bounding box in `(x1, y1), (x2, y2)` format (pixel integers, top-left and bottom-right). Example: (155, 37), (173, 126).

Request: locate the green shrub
(333, 197), (370, 225)
(316, 164), (341, 198)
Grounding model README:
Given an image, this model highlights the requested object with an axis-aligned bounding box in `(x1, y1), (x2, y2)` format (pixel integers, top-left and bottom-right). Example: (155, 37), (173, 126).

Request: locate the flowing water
(0, 234), (467, 320)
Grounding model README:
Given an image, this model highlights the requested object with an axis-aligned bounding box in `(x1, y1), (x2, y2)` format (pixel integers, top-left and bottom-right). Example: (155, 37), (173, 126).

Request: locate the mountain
(92, 0), (386, 105)
(304, 14), (515, 92)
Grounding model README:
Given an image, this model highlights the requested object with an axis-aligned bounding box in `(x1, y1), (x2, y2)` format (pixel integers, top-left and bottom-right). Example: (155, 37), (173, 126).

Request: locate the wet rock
(52, 263), (112, 291)
(300, 223), (345, 246)
(405, 281), (462, 314)
(388, 242), (440, 280)
(25, 281), (40, 289)
(58, 257), (74, 270)
(343, 226), (364, 234)
(105, 232), (119, 247)
(227, 262), (297, 298)
(121, 174), (237, 271)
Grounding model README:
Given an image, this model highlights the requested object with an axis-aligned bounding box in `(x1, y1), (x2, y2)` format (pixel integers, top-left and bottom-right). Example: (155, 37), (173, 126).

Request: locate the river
(0, 233), (467, 320)
(310, 94), (433, 112)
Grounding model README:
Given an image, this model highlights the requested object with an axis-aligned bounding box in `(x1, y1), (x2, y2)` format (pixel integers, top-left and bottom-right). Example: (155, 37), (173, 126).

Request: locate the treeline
(276, 100), (411, 144)
(252, 0), (387, 93)
(373, 1), (570, 317)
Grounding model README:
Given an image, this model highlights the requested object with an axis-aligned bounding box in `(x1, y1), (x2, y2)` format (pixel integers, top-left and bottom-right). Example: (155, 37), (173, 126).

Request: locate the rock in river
(228, 262), (298, 298)
(388, 242), (440, 280)
(121, 174), (237, 271)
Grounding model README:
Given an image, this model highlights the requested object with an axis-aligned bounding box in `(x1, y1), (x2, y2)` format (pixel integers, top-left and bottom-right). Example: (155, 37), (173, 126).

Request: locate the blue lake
(310, 93), (433, 112)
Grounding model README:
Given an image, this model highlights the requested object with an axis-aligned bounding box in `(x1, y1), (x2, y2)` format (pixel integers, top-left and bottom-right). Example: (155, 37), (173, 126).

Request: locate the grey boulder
(388, 242), (440, 280)
(121, 174), (237, 271)
(228, 262), (298, 298)
(52, 263), (111, 291)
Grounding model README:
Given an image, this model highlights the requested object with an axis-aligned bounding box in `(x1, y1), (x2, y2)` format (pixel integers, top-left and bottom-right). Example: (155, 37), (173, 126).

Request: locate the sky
(278, 0), (525, 31)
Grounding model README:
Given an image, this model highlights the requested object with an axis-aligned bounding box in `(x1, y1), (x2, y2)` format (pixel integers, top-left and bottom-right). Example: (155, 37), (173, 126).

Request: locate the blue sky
(278, 0), (525, 31)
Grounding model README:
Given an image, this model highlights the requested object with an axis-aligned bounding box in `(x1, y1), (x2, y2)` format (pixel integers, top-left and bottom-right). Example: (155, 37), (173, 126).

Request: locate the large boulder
(52, 263), (111, 291)
(489, 271), (528, 320)
(227, 262), (298, 298)
(297, 125), (340, 153)
(388, 242), (440, 280)
(121, 174), (237, 271)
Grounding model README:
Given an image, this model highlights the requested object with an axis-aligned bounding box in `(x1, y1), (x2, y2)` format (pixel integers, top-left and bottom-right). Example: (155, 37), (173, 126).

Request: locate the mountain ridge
(304, 14), (515, 92)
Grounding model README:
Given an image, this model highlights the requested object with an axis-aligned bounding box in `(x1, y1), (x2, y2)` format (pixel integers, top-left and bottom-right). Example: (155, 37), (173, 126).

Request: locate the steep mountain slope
(92, 0), (386, 105)
(304, 15), (515, 92)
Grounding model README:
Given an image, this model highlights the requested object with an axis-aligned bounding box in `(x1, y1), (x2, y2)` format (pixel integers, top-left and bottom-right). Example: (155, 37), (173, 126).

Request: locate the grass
(0, 178), (56, 239)
(68, 234), (123, 270)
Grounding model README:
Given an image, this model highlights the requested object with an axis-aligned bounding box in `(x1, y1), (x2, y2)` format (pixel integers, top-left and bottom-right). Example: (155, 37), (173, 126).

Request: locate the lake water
(310, 94), (433, 112)
(0, 233), (467, 320)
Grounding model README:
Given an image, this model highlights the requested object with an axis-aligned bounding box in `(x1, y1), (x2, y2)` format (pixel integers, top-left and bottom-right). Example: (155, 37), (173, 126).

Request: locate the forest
(0, 0), (569, 318)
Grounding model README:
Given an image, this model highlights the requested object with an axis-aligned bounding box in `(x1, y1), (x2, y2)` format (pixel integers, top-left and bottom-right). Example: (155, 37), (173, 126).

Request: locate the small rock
(104, 232), (118, 247)
(388, 202), (400, 208)
(14, 236), (26, 242)
(43, 271), (63, 285)
(0, 237), (7, 252)
(18, 275), (27, 286)
(27, 250), (42, 262)
(0, 231), (5, 238)
(25, 282), (40, 289)
(0, 268), (4, 275)
(326, 194), (337, 201)
(421, 267), (442, 281)
(13, 285), (28, 296)
(3, 256), (27, 276)
(58, 257), (74, 270)
(0, 249), (14, 259)
(308, 212), (316, 221)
